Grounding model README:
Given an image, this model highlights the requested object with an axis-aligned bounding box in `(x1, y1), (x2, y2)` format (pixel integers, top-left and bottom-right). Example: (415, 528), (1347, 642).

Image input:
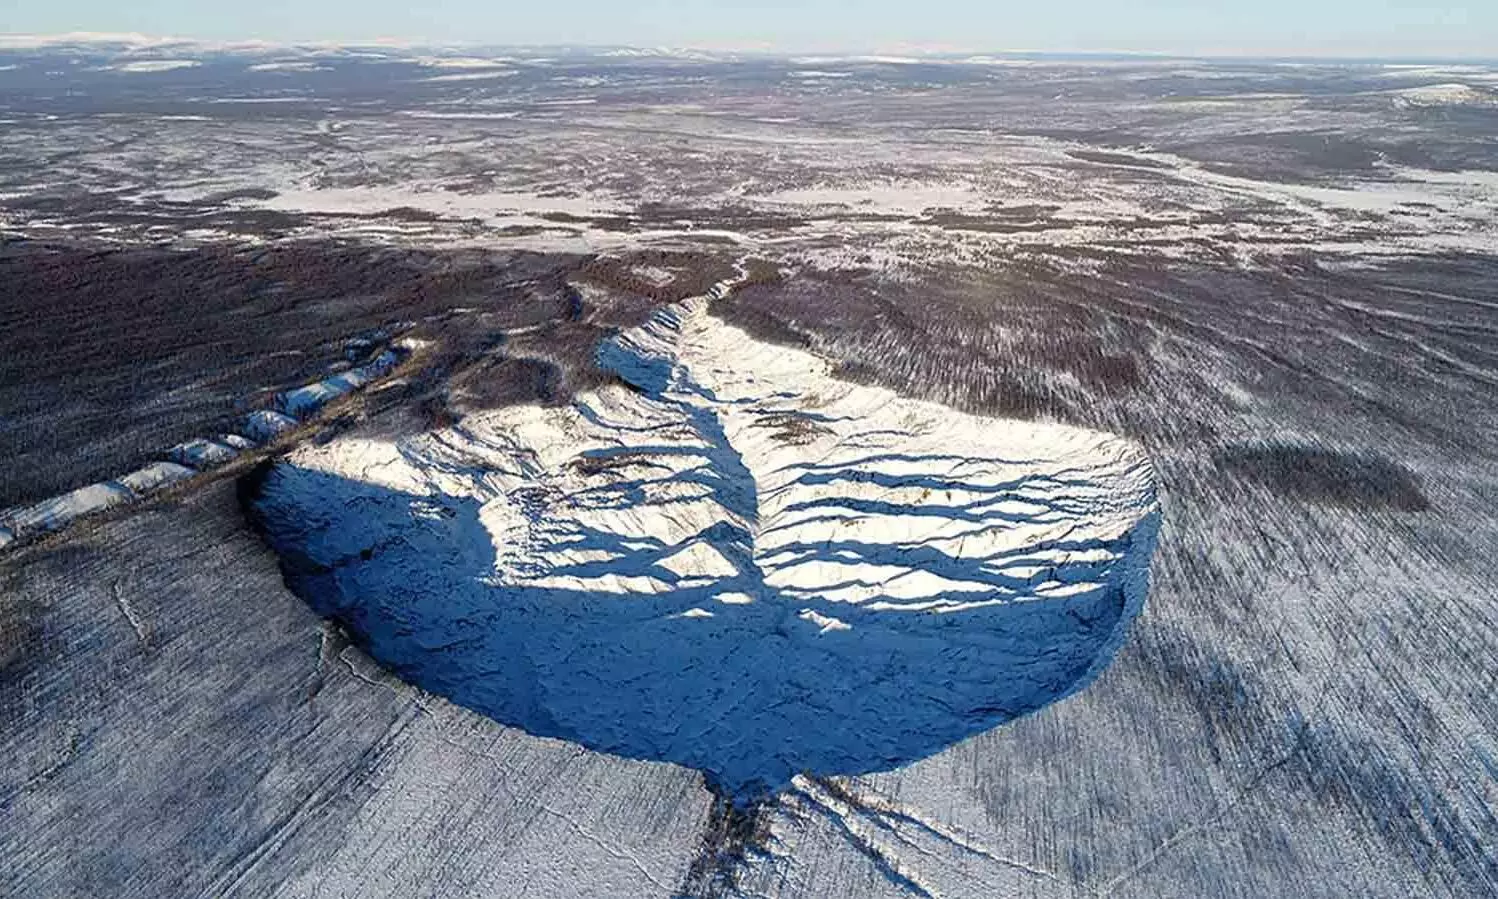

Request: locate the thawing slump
(247, 299), (1160, 799)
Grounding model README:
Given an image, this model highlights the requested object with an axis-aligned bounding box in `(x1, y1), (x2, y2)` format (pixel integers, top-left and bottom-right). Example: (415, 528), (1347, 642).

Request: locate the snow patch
(1385, 83), (1498, 107)
(1, 482), (131, 541)
(400, 110), (522, 120)
(762, 181), (983, 215)
(109, 60), (201, 74)
(116, 462), (196, 494)
(247, 61), (330, 73)
(799, 610), (853, 634)
(167, 438), (242, 470)
(413, 56), (517, 69)
(422, 71), (519, 83)
(246, 410), (300, 443)
(629, 265), (678, 287)
(275, 350), (401, 418)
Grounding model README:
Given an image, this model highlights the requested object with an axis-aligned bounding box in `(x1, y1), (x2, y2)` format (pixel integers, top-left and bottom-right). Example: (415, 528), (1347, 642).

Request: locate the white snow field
(250, 292), (1159, 799)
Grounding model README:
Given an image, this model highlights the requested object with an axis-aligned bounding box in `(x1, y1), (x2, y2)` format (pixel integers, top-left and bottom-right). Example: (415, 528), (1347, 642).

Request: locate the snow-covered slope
(1386, 83), (1498, 107)
(251, 293), (1159, 799)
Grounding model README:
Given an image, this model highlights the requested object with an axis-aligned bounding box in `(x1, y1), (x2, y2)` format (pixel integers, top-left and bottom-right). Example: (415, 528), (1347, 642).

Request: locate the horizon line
(1, 31), (1496, 65)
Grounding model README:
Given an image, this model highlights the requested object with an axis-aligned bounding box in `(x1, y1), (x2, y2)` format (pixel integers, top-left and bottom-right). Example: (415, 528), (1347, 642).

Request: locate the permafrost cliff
(249, 284), (1160, 799)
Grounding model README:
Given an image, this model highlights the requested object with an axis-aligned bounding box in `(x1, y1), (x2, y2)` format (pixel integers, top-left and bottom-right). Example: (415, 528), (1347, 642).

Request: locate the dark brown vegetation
(405, 278), (676, 429)
(0, 238), (578, 506)
(713, 262), (1149, 423)
(0, 589), (46, 681)
(1215, 442), (1430, 512)
(1067, 149), (1176, 169)
(0, 237), (755, 509)
(750, 412), (833, 446)
(915, 212), (1074, 234)
(577, 250), (737, 302)
(679, 790), (774, 899)
(570, 449), (672, 477)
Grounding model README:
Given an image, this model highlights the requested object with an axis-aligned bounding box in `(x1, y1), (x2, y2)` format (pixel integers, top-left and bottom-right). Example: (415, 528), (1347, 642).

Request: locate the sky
(2, 1), (1494, 59)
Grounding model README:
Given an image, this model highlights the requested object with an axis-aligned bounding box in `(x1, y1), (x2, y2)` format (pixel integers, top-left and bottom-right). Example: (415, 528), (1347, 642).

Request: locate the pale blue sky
(3, 1), (1493, 58)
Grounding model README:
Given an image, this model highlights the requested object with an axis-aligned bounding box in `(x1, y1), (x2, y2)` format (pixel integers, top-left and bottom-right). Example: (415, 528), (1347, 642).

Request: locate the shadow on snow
(242, 458), (1157, 802)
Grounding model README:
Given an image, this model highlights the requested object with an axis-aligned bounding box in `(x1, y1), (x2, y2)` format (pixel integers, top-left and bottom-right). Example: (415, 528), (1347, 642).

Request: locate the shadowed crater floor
(244, 301), (1161, 800)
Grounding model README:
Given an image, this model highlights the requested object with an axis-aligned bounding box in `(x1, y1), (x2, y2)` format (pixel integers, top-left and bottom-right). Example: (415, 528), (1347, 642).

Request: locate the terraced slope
(248, 288), (1159, 799)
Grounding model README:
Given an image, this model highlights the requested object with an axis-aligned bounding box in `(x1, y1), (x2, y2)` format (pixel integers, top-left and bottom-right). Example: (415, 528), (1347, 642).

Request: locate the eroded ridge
(249, 296), (1160, 799)
(0, 340), (406, 552)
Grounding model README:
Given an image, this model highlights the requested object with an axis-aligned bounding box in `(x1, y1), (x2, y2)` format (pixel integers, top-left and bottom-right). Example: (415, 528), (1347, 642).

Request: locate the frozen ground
(2, 45), (1498, 266)
(3, 42), (1498, 899)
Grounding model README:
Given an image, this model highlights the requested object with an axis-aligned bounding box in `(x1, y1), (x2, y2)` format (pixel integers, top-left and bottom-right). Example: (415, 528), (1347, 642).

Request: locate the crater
(245, 301), (1160, 801)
